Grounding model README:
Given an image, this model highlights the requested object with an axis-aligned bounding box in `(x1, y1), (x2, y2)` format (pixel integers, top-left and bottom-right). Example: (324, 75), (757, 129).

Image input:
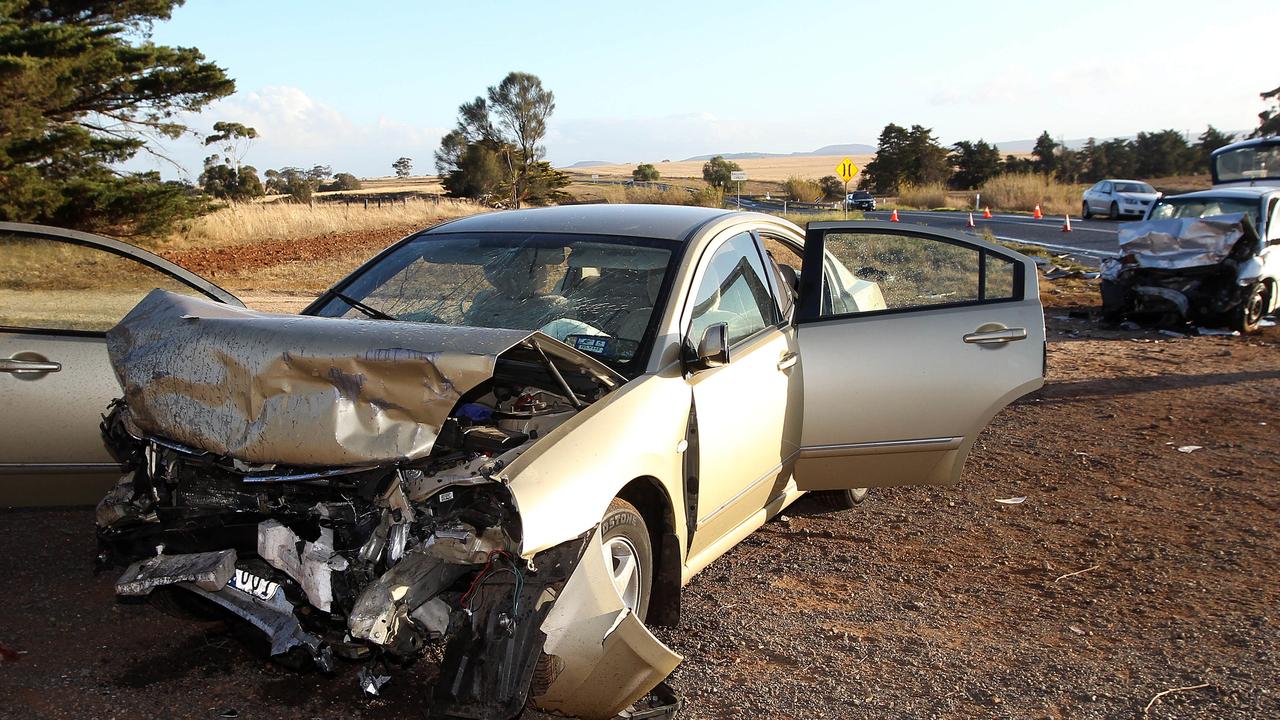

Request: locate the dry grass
(567, 155), (874, 184)
(978, 173), (1083, 216)
(319, 176), (446, 196)
(588, 183), (724, 207)
(896, 182), (952, 209)
(156, 197), (484, 252)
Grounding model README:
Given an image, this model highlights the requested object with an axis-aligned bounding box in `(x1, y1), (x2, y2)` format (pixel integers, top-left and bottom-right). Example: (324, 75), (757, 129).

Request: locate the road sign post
(730, 170), (748, 209)
(835, 157), (859, 219)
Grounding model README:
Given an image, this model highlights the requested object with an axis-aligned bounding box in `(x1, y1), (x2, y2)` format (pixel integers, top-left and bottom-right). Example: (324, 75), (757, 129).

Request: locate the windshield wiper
(331, 292), (397, 321)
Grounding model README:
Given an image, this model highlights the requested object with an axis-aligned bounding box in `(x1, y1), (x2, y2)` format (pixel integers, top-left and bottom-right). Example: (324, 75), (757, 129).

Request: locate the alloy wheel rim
(602, 535), (641, 612)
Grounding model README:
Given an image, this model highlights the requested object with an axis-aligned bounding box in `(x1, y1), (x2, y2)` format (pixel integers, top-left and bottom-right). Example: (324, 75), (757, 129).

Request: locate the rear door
(0, 222), (241, 506)
(791, 221), (1044, 491)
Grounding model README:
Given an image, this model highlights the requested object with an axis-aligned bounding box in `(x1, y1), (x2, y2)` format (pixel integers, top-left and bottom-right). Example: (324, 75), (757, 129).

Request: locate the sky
(131, 0), (1280, 179)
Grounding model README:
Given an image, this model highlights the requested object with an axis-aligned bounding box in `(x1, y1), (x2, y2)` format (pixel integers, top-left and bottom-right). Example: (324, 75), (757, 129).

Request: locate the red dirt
(1, 278), (1277, 719)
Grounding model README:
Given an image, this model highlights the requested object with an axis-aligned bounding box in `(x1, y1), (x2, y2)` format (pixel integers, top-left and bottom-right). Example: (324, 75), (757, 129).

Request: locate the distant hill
(566, 160), (615, 168)
(682, 143), (876, 162)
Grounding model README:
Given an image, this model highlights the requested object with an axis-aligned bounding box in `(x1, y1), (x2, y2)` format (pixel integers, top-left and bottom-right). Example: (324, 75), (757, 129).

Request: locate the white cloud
(127, 86), (449, 179)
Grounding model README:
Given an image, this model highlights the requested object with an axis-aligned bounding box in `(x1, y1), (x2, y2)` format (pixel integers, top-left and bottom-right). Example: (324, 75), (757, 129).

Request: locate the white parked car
(1082, 179), (1158, 219)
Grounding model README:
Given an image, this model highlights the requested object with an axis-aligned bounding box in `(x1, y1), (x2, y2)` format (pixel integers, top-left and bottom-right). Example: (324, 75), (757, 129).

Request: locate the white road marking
(990, 235), (1113, 259)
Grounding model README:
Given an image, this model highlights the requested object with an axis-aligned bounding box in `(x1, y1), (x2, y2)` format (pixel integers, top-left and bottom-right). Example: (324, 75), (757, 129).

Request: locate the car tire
(811, 487), (869, 511)
(600, 497), (653, 622)
(1110, 201), (1120, 219)
(1082, 201), (1092, 219)
(1233, 283), (1267, 334)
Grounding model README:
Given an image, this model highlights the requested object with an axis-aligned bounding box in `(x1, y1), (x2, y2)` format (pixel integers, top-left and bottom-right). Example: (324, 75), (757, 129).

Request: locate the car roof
(1210, 135), (1280, 158)
(1099, 179), (1150, 185)
(423, 203), (739, 241)
(1164, 186), (1275, 201)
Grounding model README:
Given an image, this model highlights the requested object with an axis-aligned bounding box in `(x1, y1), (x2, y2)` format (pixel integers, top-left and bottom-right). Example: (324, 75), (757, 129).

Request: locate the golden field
(563, 154), (876, 184)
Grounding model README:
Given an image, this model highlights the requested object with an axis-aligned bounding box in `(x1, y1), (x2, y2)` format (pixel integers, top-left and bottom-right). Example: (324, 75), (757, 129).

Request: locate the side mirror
(686, 322), (730, 372)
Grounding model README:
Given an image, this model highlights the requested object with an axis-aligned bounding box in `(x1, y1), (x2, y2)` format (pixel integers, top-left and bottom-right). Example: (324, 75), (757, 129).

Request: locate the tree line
(2, 2), (1280, 234)
(862, 124), (1240, 195)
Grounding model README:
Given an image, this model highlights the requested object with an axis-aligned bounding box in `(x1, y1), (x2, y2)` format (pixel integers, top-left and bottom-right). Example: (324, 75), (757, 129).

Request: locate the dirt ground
(2, 269), (1278, 719)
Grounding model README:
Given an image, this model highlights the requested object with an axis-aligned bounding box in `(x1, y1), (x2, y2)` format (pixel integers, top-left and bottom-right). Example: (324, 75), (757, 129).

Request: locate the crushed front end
(94, 290), (678, 719)
(1100, 214), (1260, 328)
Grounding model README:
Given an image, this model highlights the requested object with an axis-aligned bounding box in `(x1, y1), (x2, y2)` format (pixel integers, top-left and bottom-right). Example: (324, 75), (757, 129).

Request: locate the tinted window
(689, 233), (775, 347)
(0, 233), (205, 332)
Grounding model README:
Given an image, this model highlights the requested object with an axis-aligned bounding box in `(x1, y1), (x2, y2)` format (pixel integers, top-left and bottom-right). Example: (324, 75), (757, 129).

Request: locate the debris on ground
(994, 496), (1026, 505)
(1176, 445), (1204, 453)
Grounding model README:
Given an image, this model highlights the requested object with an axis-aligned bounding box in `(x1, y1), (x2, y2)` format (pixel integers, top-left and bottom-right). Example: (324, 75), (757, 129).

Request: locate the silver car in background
(1082, 179), (1158, 219)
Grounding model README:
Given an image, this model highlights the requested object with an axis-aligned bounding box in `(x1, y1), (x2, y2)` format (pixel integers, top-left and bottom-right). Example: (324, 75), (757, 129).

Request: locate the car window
(813, 231), (1018, 317)
(689, 232), (775, 347)
(0, 232), (207, 332)
(1101, 182), (1112, 193)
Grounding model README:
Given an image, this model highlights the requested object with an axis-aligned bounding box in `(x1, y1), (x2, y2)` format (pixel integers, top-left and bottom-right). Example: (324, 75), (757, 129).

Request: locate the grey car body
(1082, 179), (1158, 219)
(0, 222), (242, 505)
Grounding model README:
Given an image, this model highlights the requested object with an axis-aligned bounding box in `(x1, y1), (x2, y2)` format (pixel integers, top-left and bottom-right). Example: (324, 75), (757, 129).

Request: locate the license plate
(227, 568), (280, 601)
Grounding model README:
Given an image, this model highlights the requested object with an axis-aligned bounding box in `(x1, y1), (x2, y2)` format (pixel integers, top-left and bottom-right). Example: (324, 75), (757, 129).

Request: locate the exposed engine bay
(96, 290), (679, 719)
(1100, 214), (1264, 329)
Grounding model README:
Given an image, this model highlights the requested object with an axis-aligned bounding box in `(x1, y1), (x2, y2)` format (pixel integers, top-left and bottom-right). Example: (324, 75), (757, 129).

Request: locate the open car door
(0, 222), (242, 506)
(792, 221), (1045, 490)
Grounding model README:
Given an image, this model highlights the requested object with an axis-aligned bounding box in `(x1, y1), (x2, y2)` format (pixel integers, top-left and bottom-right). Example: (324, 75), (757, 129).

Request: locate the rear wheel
(600, 498), (652, 621)
(1082, 201), (1092, 219)
(811, 487), (869, 511)
(1233, 283), (1267, 334)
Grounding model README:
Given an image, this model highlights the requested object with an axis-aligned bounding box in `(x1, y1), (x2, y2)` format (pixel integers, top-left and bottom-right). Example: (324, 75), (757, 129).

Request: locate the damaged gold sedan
(57, 206), (1045, 718)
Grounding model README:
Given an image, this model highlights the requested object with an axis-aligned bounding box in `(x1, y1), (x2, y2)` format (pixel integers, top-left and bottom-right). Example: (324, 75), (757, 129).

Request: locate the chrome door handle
(777, 351), (798, 370)
(0, 358), (62, 374)
(963, 327), (1027, 345)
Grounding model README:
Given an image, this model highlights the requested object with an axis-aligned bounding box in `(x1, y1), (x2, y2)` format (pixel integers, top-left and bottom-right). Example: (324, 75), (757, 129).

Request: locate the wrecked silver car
(94, 206), (1046, 718)
(1100, 201), (1280, 333)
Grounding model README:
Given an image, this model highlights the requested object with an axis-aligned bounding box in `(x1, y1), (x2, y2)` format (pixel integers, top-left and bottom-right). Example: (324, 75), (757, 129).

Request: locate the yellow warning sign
(836, 157), (859, 183)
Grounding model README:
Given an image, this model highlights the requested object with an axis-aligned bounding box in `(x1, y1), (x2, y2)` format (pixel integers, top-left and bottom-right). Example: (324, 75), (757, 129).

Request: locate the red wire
(460, 550), (513, 609)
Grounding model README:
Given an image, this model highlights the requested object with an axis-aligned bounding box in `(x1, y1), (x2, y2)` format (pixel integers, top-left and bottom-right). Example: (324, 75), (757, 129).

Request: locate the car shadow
(1028, 369), (1280, 405)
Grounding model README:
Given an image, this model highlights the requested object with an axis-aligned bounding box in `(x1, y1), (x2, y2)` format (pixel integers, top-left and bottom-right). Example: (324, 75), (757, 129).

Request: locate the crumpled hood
(106, 289), (617, 467)
(1114, 214), (1258, 270)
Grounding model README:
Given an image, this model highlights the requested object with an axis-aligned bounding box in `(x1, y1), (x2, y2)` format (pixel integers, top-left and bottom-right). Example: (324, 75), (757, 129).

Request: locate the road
(732, 197), (1124, 266)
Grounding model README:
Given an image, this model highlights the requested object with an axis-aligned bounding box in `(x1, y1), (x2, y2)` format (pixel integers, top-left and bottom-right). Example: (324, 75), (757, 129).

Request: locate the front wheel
(1082, 201), (1092, 219)
(600, 498), (652, 621)
(1110, 201), (1120, 219)
(1233, 283), (1268, 334)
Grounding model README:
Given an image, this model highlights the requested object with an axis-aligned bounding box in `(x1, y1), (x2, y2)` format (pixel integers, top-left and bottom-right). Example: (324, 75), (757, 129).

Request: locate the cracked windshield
(316, 232), (674, 366)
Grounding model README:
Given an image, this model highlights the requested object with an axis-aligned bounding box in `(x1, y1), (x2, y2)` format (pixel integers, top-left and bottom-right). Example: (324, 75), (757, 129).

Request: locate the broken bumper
(109, 520), (680, 720)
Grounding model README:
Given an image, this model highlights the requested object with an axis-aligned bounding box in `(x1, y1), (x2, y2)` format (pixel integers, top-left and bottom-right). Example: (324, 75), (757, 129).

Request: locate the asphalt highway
(731, 196), (1124, 266)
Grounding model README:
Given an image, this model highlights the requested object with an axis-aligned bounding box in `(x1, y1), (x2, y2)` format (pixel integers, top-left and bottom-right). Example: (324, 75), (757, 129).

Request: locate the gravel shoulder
(2, 280), (1277, 719)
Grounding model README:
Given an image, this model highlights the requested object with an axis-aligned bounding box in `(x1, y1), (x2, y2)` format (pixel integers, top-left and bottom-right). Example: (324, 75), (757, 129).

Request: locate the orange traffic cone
(1061, 214), (1072, 233)
(983, 207), (993, 219)
(967, 212), (976, 229)
(1033, 204), (1043, 219)
(890, 208), (900, 222)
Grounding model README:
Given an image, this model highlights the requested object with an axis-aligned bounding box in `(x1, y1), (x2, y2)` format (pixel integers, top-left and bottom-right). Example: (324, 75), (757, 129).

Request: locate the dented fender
(503, 369), (692, 557)
(532, 526), (682, 719)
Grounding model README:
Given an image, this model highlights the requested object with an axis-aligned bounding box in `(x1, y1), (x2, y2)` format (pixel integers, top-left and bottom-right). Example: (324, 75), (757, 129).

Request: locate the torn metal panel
(257, 518), (349, 613)
(115, 549), (236, 596)
(178, 581), (325, 661)
(1114, 215), (1257, 271)
(533, 528), (682, 720)
(106, 289), (619, 467)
